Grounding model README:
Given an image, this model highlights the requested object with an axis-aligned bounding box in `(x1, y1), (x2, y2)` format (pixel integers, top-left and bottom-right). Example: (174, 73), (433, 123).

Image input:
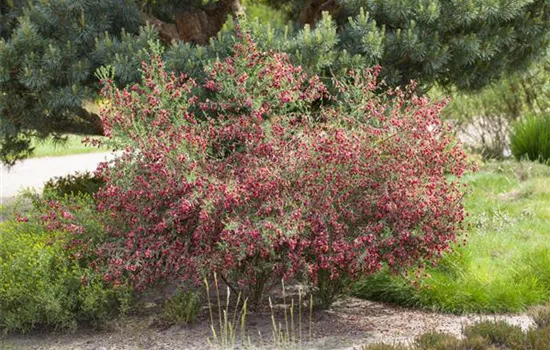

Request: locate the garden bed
(1, 295), (534, 350)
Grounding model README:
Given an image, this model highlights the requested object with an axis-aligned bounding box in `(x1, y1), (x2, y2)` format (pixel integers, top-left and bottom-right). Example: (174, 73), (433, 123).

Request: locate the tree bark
(142, 0), (244, 45)
(141, 11), (180, 44)
(298, 0), (340, 27)
(175, 0), (244, 45)
(71, 107), (104, 136)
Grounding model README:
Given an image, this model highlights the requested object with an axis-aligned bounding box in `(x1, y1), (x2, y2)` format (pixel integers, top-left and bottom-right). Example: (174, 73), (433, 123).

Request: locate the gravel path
(1, 297), (534, 350)
(0, 152), (115, 200)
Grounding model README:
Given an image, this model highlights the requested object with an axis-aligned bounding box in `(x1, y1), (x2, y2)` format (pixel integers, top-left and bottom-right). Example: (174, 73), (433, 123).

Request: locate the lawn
(30, 135), (106, 158)
(353, 160), (550, 314)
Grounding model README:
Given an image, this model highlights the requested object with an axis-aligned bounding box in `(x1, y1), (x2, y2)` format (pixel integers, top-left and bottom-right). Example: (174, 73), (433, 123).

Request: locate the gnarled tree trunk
(143, 0), (244, 45)
(298, 0), (340, 27)
(176, 0), (244, 45)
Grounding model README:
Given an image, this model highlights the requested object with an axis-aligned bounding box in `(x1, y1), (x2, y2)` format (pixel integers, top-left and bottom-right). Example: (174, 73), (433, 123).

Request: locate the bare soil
(1, 294), (533, 350)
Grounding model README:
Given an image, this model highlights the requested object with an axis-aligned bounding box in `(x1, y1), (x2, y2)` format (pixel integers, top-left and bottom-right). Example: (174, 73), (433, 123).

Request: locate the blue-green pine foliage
(1, 0), (550, 163)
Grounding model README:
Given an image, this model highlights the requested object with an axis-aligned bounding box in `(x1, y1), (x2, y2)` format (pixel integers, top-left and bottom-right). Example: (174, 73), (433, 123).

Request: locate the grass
(30, 135), (106, 158)
(353, 160), (550, 314)
(205, 274), (314, 350)
(511, 114), (550, 163)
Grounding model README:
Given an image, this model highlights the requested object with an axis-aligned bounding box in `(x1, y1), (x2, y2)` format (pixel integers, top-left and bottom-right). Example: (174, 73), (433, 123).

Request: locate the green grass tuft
(511, 115), (550, 164)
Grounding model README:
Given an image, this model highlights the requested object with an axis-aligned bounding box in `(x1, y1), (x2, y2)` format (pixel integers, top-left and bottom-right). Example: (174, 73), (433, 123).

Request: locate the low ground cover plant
(89, 30), (467, 307)
(0, 194), (130, 334)
(353, 160), (550, 313)
(364, 303), (550, 349)
(161, 289), (201, 325)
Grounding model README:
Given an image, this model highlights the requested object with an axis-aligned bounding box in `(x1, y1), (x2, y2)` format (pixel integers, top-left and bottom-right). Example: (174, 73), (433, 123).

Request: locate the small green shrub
(362, 319), (550, 350)
(161, 289), (201, 325)
(457, 336), (497, 350)
(414, 332), (461, 349)
(528, 325), (550, 350)
(511, 115), (550, 164)
(529, 303), (550, 329)
(43, 171), (104, 198)
(463, 320), (527, 350)
(0, 220), (128, 334)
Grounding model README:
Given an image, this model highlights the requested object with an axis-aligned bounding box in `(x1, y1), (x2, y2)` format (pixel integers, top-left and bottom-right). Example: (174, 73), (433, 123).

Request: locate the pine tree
(0, 0), (150, 164)
(1, 0), (550, 164)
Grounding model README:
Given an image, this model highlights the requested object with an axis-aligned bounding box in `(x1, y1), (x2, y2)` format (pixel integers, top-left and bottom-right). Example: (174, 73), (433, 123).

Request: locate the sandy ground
(0, 152), (114, 200)
(1, 296), (534, 350)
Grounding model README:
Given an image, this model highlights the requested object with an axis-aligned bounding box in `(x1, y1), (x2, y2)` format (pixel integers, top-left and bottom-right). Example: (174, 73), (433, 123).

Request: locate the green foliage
(464, 321), (528, 350)
(0, 0), (152, 164)
(3, 0), (550, 163)
(362, 320), (550, 349)
(243, 0), (287, 26)
(0, 219), (128, 334)
(438, 51), (550, 159)
(161, 289), (201, 325)
(43, 171), (105, 198)
(529, 302), (550, 329)
(353, 160), (550, 314)
(337, 0), (550, 90)
(414, 332), (462, 349)
(511, 115), (550, 163)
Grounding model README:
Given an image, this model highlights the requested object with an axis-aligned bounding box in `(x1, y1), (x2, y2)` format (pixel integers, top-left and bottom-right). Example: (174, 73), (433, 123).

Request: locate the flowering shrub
(93, 31), (467, 306)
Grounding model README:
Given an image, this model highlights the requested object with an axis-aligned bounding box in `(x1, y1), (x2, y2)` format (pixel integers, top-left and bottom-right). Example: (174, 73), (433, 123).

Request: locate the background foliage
(2, 0), (550, 163)
(438, 51), (550, 158)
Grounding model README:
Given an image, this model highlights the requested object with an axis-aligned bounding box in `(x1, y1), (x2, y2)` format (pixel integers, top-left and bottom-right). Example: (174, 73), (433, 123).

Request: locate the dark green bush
(511, 115), (550, 164)
(43, 171), (104, 198)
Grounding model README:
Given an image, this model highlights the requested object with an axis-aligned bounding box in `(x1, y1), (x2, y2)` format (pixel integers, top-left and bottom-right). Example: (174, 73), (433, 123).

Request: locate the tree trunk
(175, 0), (244, 45)
(71, 107), (105, 136)
(298, 0), (340, 27)
(141, 11), (180, 44)
(142, 0), (244, 45)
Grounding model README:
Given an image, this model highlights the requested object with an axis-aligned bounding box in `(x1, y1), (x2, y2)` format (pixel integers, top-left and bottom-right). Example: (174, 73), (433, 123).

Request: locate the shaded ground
(2, 296), (533, 350)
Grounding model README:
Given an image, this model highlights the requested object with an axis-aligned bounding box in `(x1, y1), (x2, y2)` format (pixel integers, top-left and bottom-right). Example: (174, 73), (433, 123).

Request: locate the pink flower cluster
(92, 31), (468, 296)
